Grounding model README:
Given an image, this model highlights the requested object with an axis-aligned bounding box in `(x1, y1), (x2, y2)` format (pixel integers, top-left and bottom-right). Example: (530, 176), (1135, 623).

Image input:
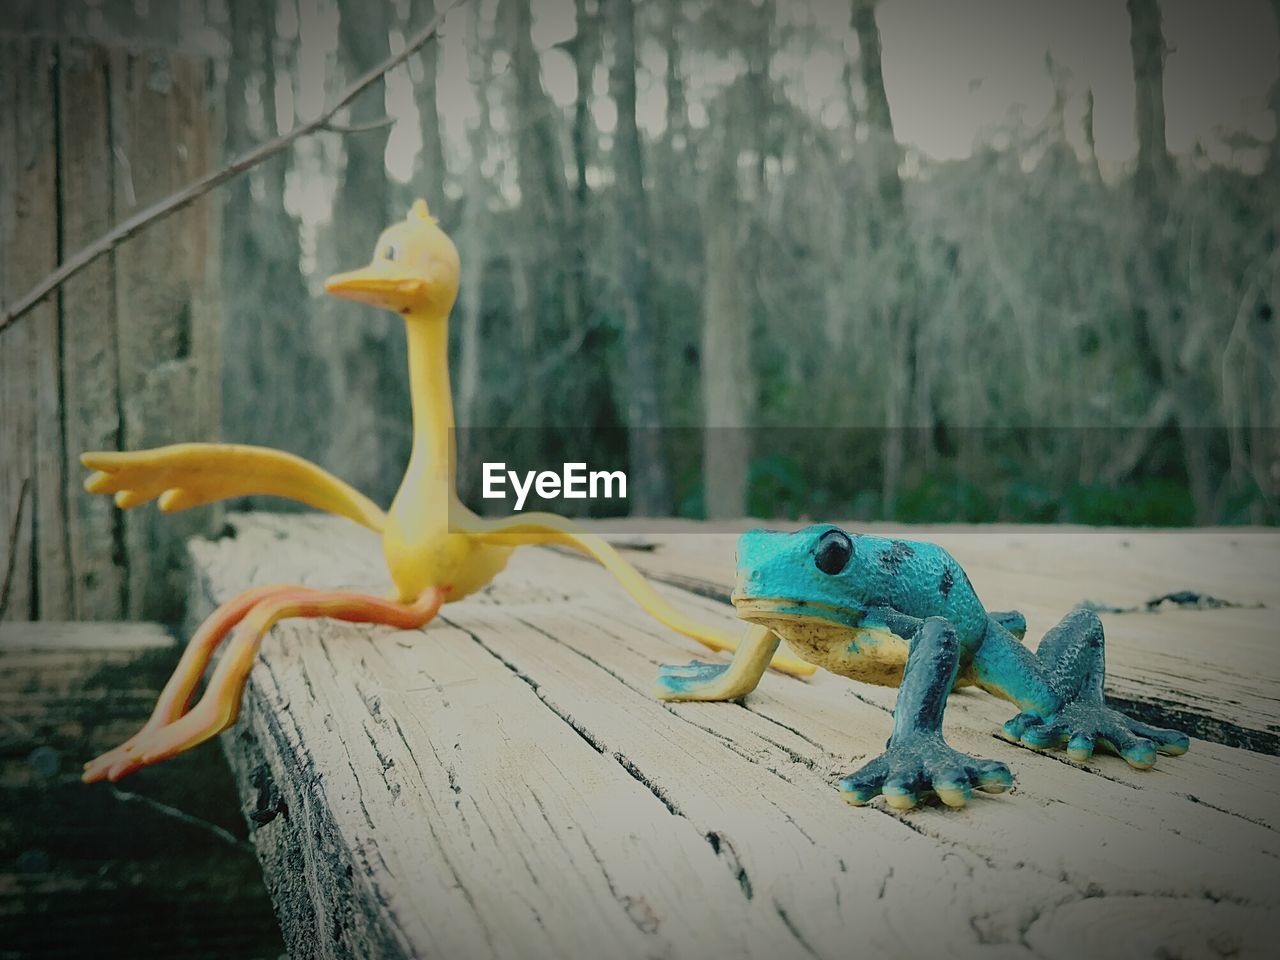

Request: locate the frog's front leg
(985, 608), (1189, 768)
(654, 624), (780, 701)
(840, 617), (1013, 810)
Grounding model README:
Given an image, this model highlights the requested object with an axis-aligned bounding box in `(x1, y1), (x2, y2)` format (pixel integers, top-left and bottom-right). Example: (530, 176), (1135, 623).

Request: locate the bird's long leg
(82, 584), (302, 783)
(462, 511), (816, 677)
(84, 586), (445, 783)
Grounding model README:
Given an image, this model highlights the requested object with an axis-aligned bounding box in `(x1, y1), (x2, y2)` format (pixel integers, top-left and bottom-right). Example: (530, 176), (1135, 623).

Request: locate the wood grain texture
(0, 30), (218, 624)
(112, 47), (222, 623)
(0, 38), (50, 621)
(29, 37), (72, 620)
(191, 514), (1280, 959)
(57, 40), (127, 620)
(593, 521), (1280, 755)
(0, 619), (170, 651)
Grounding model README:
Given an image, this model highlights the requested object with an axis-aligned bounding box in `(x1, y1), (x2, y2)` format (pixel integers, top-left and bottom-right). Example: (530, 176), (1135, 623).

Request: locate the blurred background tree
(194, 0), (1280, 524)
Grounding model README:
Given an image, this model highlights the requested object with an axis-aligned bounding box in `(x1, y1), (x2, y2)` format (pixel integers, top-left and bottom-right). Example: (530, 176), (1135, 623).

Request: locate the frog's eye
(381, 243), (398, 261)
(814, 530), (852, 576)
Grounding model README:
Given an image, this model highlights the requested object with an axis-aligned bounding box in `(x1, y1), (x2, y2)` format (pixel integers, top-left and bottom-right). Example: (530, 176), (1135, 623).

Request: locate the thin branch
(0, 0), (468, 335)
(319, 115), (398, 135)
(0, 477), (31, 620)
(110, 787), (255, 854)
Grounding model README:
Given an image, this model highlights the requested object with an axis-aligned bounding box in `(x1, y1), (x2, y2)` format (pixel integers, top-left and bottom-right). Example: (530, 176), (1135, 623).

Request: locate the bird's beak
(324, 265), (428, 308)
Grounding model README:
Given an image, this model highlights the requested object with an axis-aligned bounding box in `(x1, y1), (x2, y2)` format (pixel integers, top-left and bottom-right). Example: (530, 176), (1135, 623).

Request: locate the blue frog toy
(656, 525), (1190, 810)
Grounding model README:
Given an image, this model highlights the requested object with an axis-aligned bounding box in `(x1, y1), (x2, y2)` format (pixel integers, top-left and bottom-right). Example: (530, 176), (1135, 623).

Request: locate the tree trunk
(609, 0), (673, 515)
(1126, 0), (1218, 521)
(701, 124), (753, 519)
(743, 0), (774, 191)
(456, 2), (493, 486)
(852, 0), (904, 230)
(1129, 0), (1174, 212)
(1083, 88), (1103, 182)
(566, 0), (606, 454)
(318, 0), (405, 508)
(409, 0), (447, 206)
(661, 0), (689, 158)
(851, 0), (917, 517)
(571, 0), (599, 214)
(570, 0), (596, 326)
(503, 0), (580, 440)
(222, 0), (324, 468)
(1267, 0), (1280, 180)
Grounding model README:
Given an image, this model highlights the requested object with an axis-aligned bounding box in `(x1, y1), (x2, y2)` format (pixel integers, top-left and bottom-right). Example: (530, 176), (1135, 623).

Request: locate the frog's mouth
(732, 595), (865, 630)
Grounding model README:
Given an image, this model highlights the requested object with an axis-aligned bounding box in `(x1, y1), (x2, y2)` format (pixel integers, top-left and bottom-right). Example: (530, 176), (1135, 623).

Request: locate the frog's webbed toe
(841, 617), (1015, 811)
(1126, 717), (1190, 755)
(1001, 703), (1189, 769)
(998, 605), (1191, 769)
(839, 738), (1013, 810)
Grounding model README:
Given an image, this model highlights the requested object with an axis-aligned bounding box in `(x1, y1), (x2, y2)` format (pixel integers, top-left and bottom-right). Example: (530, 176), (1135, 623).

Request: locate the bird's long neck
(402, 312), (455, 494)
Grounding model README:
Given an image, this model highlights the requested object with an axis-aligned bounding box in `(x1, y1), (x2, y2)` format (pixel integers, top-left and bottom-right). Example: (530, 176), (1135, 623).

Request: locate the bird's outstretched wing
(83, 443), (386, 532)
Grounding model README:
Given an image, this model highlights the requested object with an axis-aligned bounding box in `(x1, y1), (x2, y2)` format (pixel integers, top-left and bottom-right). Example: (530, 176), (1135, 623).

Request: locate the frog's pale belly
(768, 618), (911, 687)
(737, 603), (977, 689)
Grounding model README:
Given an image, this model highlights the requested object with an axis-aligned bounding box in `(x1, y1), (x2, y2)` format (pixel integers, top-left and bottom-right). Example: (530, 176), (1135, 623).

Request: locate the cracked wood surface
(191, 514), (1280, 960)
(599, 522), (1280, 756)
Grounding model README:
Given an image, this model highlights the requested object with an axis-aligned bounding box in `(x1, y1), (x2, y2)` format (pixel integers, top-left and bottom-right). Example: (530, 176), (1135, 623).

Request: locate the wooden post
(1, 35), (66, 622)
(0, 11), (220, 623)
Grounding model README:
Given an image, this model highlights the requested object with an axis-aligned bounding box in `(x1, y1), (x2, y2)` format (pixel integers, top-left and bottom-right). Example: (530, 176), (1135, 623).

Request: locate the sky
(281, 0), (1280, 219)
(869, 0), (1279, 170)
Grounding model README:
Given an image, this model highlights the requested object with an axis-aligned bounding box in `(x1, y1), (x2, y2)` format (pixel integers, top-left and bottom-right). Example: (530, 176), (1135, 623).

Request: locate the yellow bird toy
(81, 199), (813, 783)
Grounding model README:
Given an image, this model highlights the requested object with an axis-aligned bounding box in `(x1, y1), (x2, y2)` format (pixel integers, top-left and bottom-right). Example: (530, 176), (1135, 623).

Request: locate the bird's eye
(382, 243), (398, 261)
(813, 530), (852, 576)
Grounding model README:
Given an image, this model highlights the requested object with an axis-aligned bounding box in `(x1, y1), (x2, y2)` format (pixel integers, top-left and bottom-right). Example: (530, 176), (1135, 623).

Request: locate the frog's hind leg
(83, 586), (444, 783)
(655, 624), (780, 701)
(989, 609), (1026, 640)
(998, 608), (1190, 768)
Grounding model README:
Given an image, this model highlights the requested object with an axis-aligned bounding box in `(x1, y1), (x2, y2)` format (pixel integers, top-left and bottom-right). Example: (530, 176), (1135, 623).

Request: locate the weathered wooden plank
(28, 35), (72, 620)
(0, 38), (54, 622)
(0, 620), (283, 960)
(166, 50), (222, 448)
(469, 550), (1280, 952)
(0, 38), (34, 623)
(0, 28), (219, 625)
(0, 620), (171, 651)
(192, 514), (1280, 959)
(598, 523), (1280, 754)
(109, 46), (220, 622)
(0, 35), (73, 619)
(57, 39), (127, 620)
(190, 519), (808, 960)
